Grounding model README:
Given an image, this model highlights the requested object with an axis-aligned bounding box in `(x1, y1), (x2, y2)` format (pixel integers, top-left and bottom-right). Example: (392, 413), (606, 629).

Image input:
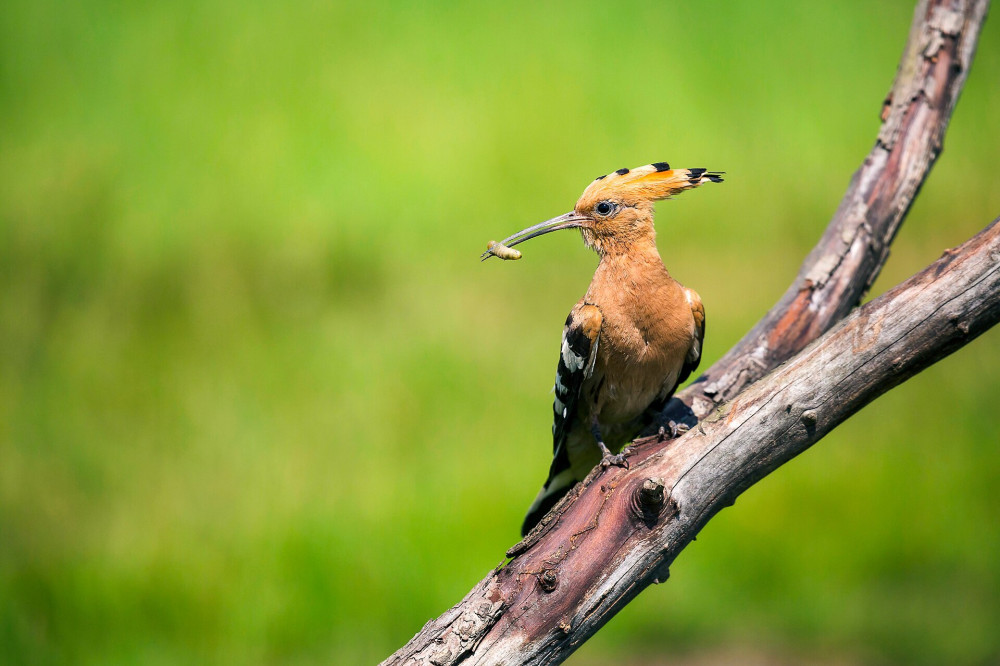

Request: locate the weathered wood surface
(660, 0), (990, 426)
(389, 218), (1000, 665)
(381, 0), (993, 663)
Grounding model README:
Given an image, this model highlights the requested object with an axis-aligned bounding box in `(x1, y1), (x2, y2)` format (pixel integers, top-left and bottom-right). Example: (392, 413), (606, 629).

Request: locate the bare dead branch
(389, 217), (1000, 665)
(457, 218), (1000, 666)
(381, 0), (993, 663)
(662, 0), (990, 426)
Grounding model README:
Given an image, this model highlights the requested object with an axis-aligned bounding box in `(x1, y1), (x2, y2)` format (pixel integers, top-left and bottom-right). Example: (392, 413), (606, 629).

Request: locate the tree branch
(662, 0), (989, 425)
(381, 0), (993, 663)
(430, 217), (1000, 666)
(388, 218), (1000, 666)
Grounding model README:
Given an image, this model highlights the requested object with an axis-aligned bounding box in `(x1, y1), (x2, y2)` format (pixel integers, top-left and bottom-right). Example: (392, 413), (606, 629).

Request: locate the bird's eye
(595, 201), (615, 216)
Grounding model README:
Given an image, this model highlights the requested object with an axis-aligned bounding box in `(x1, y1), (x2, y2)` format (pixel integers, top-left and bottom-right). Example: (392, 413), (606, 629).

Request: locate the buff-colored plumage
(484, 162), (721, 535)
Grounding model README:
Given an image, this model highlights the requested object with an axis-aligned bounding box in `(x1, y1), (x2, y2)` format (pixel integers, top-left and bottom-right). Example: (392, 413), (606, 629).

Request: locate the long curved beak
(480, 211), (588, 261)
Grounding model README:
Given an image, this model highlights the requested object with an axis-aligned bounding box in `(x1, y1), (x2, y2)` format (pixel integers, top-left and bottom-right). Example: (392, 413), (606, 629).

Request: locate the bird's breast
(586, 283), (693, 424)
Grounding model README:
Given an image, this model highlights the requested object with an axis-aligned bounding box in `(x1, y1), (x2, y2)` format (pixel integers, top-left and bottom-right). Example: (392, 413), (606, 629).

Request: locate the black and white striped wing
(521, 303), (602, 535)
(552, 304), (602, 457)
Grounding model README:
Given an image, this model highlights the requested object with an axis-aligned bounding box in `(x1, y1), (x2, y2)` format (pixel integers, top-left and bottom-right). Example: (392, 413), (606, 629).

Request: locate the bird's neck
(586, 239), (671, 303)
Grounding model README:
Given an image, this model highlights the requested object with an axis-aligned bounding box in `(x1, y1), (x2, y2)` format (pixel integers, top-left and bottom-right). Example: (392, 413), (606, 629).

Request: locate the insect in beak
(481, 212), (587, 261)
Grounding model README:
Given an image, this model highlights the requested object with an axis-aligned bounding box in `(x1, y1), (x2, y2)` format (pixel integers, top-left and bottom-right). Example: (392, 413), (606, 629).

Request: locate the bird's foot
(658, 421), (690, 441)
(597, 441), (630, 469)
(600, 452), (630, 469)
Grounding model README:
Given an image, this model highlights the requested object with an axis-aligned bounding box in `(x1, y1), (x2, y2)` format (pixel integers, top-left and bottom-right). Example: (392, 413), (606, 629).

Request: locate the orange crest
(576, 162), (723, 211)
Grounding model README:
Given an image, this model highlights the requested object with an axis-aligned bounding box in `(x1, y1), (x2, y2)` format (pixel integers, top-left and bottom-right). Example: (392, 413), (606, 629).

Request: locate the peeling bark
(387, 219), (1000, 666)
(465, 218), (1000, 666)
(661, 0), (990, 426)
(381, 1), (994, 664)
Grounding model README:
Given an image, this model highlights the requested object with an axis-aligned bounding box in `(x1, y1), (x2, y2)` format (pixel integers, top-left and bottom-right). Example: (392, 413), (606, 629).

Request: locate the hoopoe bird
(483, 162), (722, 535)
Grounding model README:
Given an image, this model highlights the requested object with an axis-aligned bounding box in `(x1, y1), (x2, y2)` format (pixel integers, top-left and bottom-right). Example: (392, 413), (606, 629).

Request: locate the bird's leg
(591, 417), (629, 469)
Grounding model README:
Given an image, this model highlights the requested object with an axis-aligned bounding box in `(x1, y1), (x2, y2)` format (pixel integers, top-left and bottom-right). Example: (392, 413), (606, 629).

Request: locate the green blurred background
(2, 1), (998, 664)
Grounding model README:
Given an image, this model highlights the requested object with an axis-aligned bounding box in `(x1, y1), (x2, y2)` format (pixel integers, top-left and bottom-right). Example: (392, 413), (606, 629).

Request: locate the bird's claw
(600, 452), (630, 469)
(659, 420), (690, 441)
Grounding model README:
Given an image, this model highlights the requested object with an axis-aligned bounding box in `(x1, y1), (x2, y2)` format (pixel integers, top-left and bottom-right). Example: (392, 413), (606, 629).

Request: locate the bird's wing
(678, 287), (706, 386)
(521, 303), (602, 535)
(552, 303), (602, 455)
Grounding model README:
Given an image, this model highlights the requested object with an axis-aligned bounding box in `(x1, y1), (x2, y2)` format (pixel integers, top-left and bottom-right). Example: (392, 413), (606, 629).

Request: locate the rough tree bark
(660, 0), (990, 426)
(392, 218), (1000, 666)
(382, 1), (993, 664)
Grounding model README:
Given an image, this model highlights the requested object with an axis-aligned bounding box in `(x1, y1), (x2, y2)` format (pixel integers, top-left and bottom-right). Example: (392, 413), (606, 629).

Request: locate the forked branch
(394, 218), (998, 666)
(662, 0), (990, 425)
(382, 0), (993, 663)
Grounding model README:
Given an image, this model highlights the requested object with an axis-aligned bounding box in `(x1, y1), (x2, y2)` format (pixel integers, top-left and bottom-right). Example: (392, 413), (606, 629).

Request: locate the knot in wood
(539, 569), (558, 593)
(631, 477), (669, 526)
(801, 409), (818, 426)
(639, 477), (665, 509)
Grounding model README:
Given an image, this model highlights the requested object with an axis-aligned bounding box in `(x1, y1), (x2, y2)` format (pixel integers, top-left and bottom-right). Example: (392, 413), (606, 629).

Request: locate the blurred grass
(1, 1), (998, 664)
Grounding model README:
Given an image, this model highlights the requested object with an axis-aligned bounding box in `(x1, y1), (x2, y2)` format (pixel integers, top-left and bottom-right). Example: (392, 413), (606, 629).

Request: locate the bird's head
(482, 162), (722, 260)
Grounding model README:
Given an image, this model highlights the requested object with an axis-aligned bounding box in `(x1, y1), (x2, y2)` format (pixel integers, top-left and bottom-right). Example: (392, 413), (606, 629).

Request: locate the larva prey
(485, 240), (521, 261)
